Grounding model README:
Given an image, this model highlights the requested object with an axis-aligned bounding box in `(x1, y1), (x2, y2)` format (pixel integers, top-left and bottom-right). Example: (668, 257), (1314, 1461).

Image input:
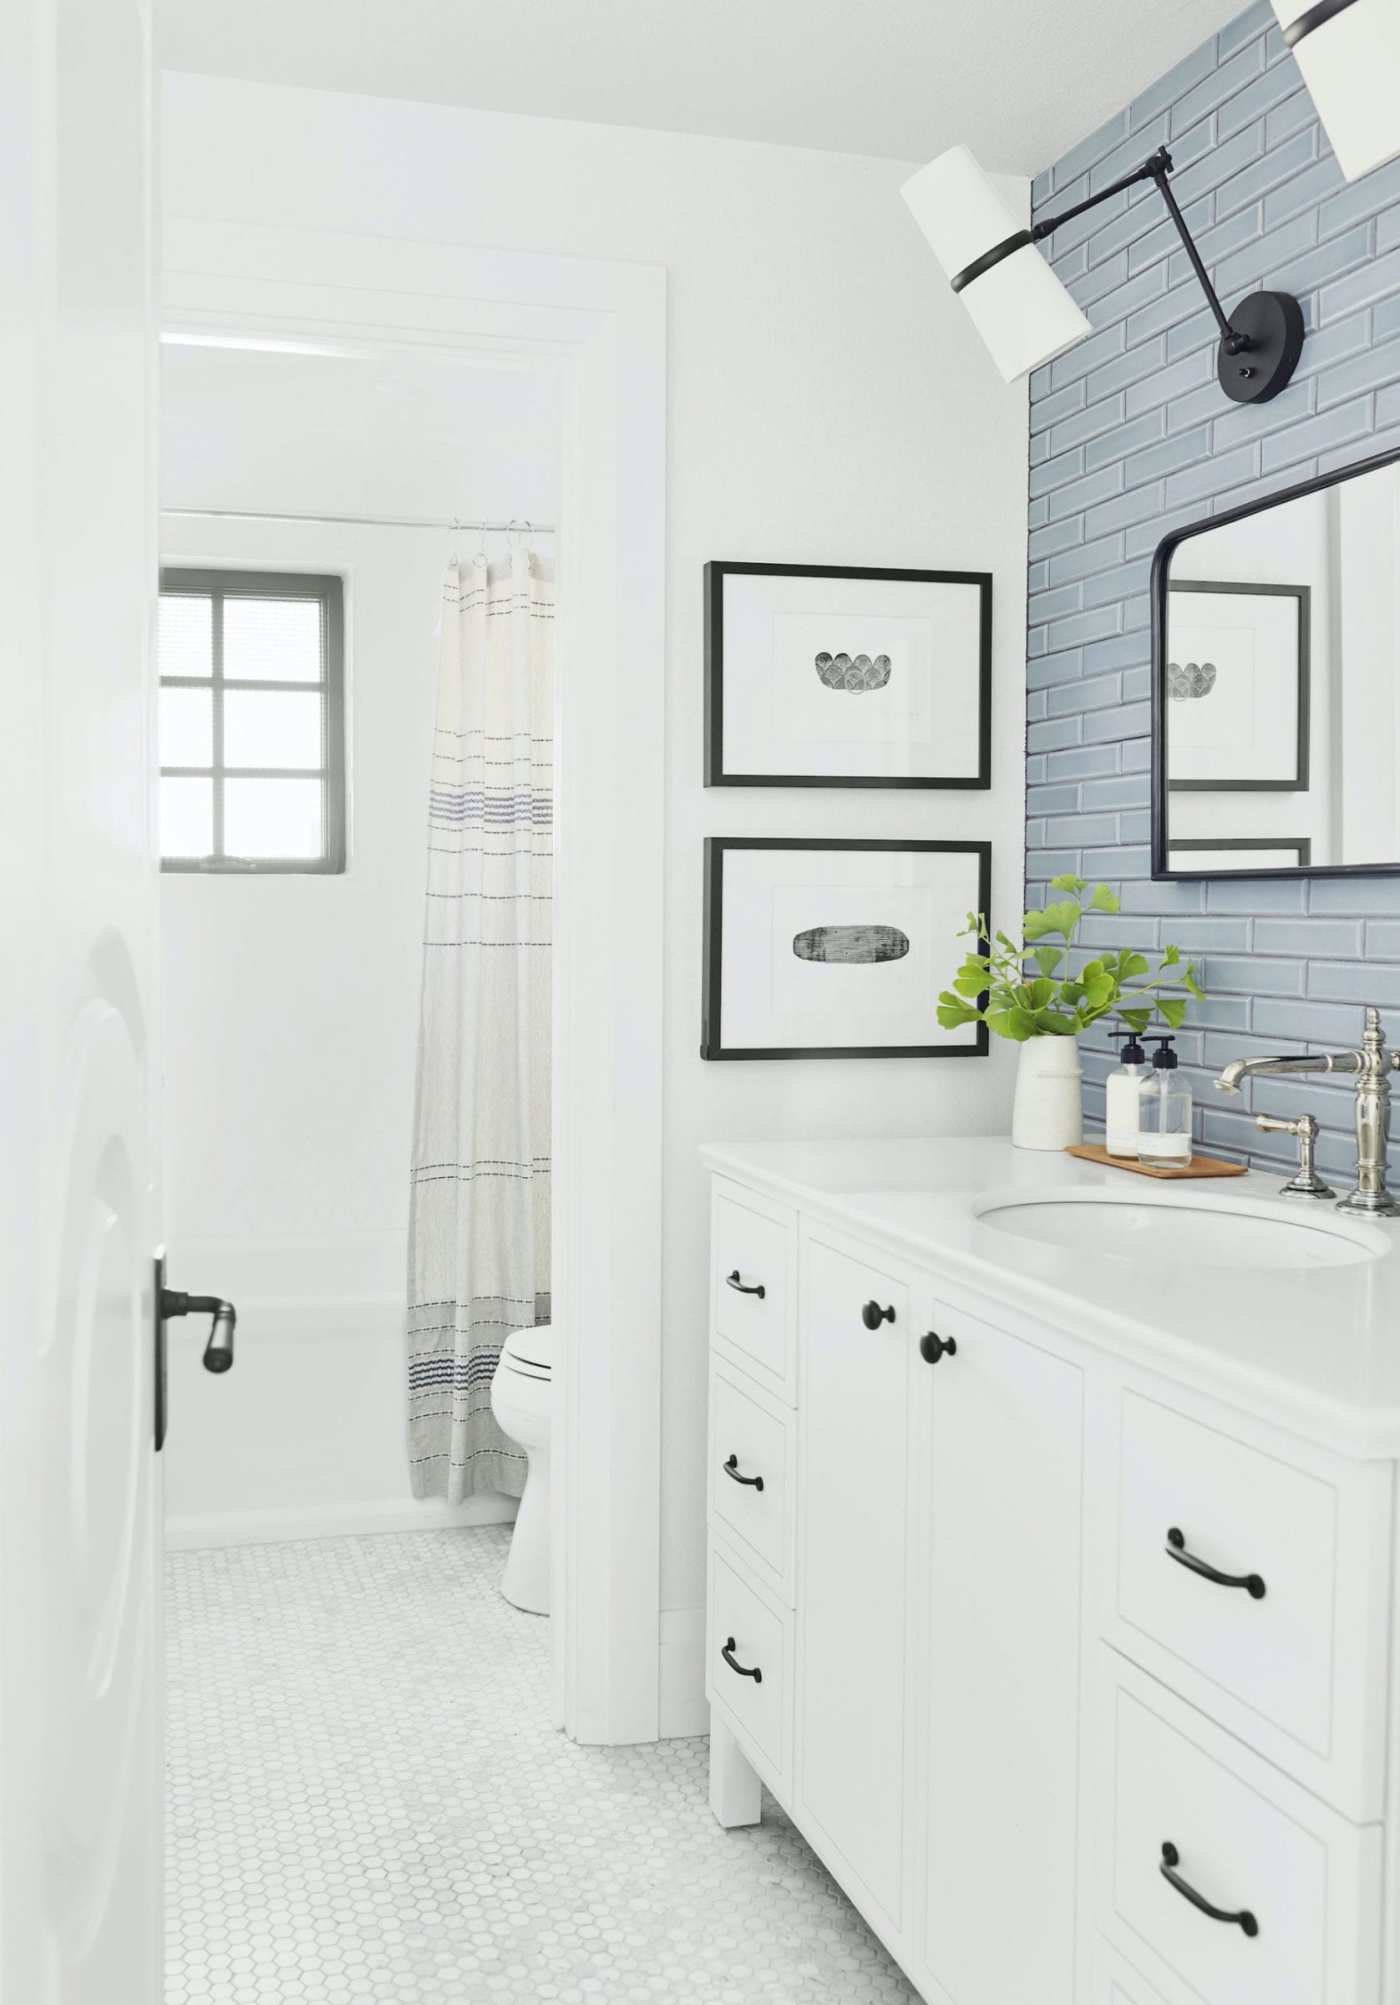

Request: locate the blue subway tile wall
(1027, 0), (1400, 1180)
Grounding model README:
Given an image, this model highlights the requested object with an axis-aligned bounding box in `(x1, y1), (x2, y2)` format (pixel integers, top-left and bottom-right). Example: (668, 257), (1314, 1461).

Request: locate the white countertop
(700, 1135), (1400, 1461)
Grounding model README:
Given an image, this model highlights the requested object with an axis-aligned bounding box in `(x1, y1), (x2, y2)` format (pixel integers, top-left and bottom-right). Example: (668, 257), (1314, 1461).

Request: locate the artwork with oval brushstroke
(814, 650), (892, 691)
(704, 561), (991, 788)
(701, 836), (992, 1060)
(792, 923), (909, 963)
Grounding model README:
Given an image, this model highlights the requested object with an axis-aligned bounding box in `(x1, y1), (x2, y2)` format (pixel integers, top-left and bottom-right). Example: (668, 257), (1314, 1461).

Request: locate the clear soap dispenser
(1138, 1035), (1193, 1165)
(1105, 1029), (1148, 1158)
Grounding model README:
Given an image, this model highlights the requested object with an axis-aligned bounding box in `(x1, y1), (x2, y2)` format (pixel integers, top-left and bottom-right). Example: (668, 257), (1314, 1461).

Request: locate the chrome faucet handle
(1336, 1004), (1400, 1217)
(1254, 1112), (1336, 1200)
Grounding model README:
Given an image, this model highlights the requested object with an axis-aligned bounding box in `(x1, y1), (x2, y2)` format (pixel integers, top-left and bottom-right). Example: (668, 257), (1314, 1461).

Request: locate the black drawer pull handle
(726, 1270), (766, 1299)
(919, 1330), (958, 1364)
(1166, 1526), (1266, 1600)
(862, 1299), (896, 1330)
(721, 1636), (762, 1683)
(723, 1453), (764, 1493)
(1160, 1842), (1258, 1938)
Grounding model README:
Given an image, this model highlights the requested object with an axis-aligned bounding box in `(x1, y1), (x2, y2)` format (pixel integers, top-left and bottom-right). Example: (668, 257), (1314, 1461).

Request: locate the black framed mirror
(1151, 442), (1400, 880)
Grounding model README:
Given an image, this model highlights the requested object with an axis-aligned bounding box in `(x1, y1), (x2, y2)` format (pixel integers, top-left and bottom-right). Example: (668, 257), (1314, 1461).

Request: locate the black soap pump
(1138, 1034), (1193, 1166)
(1105, 1029), (1149, 1159)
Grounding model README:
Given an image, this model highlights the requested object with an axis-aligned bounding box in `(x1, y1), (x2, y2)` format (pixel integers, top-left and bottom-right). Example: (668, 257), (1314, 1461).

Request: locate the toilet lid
(501, 1323), (554, 1377)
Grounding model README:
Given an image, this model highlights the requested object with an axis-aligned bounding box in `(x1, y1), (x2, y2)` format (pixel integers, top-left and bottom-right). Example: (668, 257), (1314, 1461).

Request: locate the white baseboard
(658, 1604), (709, 1740)
(166, 1492), (517, 1552)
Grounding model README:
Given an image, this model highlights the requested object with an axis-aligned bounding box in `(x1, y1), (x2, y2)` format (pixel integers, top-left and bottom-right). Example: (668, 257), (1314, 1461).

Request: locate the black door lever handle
(154, 1254), (237, 1453)
(160, 1288), (238, 1374)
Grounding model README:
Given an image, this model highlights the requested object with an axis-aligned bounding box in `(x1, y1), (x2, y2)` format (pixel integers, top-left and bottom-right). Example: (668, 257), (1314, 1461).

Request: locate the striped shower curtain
(406, 546), (554, 1501)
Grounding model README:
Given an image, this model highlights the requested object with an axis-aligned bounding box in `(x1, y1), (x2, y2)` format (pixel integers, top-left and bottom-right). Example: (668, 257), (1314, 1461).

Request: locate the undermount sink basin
(973, 1188), (1385, 1270)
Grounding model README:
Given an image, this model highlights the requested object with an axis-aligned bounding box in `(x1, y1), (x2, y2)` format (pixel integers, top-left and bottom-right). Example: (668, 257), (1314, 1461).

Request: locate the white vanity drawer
(711, 1181), (796, 1402)
(1108, 1386), (1390, 1817)
(708, 1363), (795, 1603)
(1091, 1653), (1380, 2005)
(1090, 1938), (1168, 2005)
(707, 1544), (792, 1788)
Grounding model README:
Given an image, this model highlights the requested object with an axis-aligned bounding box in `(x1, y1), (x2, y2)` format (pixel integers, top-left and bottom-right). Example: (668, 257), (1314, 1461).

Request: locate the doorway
(160, 226), (668, 1742)
(157, 336), (561, 1556)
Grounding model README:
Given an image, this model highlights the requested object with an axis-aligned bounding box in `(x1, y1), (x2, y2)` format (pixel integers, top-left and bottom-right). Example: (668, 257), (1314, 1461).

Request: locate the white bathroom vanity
(702, 1135), (1400, 2005)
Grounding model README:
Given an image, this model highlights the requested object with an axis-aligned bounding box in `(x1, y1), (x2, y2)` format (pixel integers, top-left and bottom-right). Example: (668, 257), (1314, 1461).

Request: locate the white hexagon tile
(166, 1527), (918, 2003)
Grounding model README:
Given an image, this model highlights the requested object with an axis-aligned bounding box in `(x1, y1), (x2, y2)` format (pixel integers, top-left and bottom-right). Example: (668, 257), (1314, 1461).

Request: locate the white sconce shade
(1272, 0), (1400, 182)
(901, 144), (1091, 384)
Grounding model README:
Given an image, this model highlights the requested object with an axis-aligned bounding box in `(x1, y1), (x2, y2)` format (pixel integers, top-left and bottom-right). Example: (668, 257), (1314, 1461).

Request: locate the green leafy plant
(937, 876), (1204, 1043)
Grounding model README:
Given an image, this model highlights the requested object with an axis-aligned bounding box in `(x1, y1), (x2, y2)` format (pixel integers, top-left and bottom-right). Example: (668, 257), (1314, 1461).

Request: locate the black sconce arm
(1143, 158), (1248, 354)
(1029, 149), (1242, 352)
(950, 145), (1302, 404)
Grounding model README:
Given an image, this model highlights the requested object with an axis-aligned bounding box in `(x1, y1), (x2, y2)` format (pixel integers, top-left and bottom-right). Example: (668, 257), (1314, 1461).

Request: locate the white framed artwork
(704, 562), (992, 788)
(701, 837), (990, 1059)
(1166, 581), (1309, 791)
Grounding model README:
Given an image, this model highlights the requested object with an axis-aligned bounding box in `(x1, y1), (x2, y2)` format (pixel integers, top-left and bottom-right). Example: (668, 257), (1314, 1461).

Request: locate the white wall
(159, 344), (561, 1545)
(161, 75), (1030, 1616)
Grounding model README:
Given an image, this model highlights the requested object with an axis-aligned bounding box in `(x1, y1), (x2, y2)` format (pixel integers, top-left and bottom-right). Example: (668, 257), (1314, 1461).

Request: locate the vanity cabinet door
(795, 1227), (914, 1941)
(919, 1298), (1084, 2005)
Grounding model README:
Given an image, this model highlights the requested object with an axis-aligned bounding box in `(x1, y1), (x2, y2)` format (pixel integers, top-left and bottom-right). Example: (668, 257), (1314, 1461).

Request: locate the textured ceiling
(157, 0), (1252, 175)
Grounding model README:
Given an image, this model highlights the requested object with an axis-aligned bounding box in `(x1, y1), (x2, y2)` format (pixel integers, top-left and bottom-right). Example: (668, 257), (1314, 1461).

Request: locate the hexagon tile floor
(166, 1526), (919, 2003)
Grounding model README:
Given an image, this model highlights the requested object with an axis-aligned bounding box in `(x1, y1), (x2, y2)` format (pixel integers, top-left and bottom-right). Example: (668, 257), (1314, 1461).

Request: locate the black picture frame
(703, 560), (993, 789)
(701, 836), (991, 1061)
(1150, 441), (1400, 882)
(1168, 838), (1312, 872)
(1164, 579), (1310, 793)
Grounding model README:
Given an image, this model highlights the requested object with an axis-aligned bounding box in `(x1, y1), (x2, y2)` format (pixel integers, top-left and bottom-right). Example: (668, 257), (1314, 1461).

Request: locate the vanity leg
(709, 1713), (762, 1829)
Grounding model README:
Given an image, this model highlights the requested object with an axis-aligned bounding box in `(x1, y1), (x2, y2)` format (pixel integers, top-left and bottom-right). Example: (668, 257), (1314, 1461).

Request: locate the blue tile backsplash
(1027, 0), (1400, 1182)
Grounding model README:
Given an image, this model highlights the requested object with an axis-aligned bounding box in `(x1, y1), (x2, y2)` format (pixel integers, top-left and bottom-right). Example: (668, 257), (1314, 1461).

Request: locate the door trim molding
(162, 221), (668, 1744)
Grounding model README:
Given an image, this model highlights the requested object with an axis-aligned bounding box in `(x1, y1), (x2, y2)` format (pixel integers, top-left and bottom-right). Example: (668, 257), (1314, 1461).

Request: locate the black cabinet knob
(721, 1636), (762, 1683)
(861, 1299), (896, 1330)
(725, 1270), (766, 1299)
(722, 1453), (764, 1492)
(1166, 1527), (1266, 1600)
(919, 1330), (957, 1364)
(1160, 1841), (1258, 1938)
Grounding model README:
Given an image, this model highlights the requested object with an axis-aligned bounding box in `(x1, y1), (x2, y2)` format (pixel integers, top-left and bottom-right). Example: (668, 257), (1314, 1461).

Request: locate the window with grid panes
(157, 569), (346, 872)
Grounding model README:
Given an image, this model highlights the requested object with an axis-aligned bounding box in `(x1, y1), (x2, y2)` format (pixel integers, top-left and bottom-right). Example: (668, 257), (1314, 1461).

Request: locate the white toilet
(489, 1324), (556, 1615)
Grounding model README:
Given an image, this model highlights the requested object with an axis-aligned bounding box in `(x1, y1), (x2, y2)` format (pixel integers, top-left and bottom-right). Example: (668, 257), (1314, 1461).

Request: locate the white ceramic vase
(1012, 1037), (1083, 1151)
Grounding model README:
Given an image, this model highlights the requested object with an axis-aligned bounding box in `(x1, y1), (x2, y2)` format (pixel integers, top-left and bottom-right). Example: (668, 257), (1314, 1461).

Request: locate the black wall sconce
(903, 141), (1304, 406)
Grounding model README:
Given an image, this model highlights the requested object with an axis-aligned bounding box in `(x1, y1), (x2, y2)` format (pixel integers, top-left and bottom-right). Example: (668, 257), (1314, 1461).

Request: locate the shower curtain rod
(161, 506), (556, 535)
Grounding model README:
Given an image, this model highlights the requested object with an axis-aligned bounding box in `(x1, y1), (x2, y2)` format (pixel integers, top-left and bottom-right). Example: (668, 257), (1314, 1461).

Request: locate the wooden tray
(1065, 1142), (1246, 1181)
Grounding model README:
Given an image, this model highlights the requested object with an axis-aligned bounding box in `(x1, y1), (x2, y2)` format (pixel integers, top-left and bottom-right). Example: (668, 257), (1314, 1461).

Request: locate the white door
(919, 1299), (1083, 2005)
(1, 1), (163, 1999)
(796, 1232), (913, 1938)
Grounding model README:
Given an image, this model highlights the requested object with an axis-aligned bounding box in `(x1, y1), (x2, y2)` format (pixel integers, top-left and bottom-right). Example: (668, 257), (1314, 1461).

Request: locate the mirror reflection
(1156, 448), (1400, 876)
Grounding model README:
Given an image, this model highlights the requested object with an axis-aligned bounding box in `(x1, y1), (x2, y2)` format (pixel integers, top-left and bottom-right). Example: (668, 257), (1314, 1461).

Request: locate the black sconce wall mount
(957, 146), (1304, 406)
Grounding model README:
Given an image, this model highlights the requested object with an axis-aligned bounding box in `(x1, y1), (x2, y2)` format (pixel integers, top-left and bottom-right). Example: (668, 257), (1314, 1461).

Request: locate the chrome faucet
(1215, 1005), (1400, 1217)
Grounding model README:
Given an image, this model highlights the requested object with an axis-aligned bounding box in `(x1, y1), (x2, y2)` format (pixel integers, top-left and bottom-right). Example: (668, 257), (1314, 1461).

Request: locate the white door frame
(162, 221), (667, 1744)
(5, 0), (163, 1992)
